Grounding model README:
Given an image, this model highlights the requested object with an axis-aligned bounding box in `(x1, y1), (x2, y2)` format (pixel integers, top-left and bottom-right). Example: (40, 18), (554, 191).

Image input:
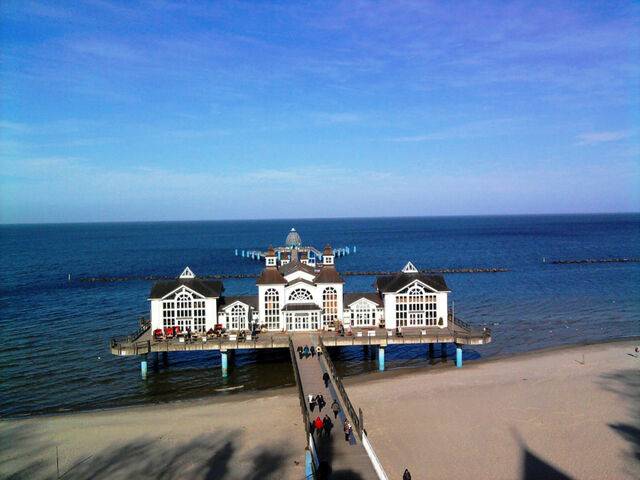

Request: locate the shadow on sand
(1, 426), (294, 480)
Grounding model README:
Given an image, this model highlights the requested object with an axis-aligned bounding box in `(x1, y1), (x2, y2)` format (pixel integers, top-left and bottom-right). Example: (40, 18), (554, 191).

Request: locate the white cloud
(575, 131), (634, 146)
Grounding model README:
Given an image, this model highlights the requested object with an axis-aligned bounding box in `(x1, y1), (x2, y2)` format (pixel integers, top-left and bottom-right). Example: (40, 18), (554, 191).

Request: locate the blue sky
(1, 0), (638, 223)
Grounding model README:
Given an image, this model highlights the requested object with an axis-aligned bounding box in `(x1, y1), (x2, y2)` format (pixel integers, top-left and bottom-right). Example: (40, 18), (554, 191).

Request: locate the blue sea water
(0, 214), (638, 417)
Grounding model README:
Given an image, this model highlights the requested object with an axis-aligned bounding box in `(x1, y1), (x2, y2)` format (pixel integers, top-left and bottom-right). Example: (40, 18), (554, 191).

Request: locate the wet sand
(1, 338), (639, 479)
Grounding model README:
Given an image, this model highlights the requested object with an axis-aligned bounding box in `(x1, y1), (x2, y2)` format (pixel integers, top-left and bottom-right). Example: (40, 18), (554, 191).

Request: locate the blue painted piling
(234, 249), (238, 256)
(378, 346), (385, 371)
(456, 346), (463, 367)
(354, 245), (356, 253)
(141, 356), (148, 380)
(241, 250), (245, 257)
(221, 351), (228, 377)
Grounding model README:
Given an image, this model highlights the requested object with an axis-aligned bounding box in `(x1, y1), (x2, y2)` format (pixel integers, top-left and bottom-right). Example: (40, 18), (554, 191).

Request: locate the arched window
(322, 287), (338, 326)
(396, 284), (425, 326)
(176, 291), (192, 318)
(265, 289), (280, 330)
(288, 289), (312, 302)
(229, 303), (247, 330)
(353, 300), (374, 326)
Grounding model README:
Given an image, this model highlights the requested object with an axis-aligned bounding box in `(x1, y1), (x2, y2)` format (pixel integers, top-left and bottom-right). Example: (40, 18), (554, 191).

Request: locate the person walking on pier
(403, 468), (412, 480)
(331, 399), (340, 419)
(322, 414), (332, 436)
(304, 345), (310, 358)
(297, 345), (303, 359)
(311, 345), (316, 357)
(316, 392), (325, 411)
(309, 393), (315, 412)
(314, 416), (323, 436)
(322, 371), (330, 388)
(344, 420), (352, 442)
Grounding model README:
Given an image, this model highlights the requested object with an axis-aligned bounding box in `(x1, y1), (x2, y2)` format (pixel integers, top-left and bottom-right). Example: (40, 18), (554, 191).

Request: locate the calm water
(1, 214), (638, 417)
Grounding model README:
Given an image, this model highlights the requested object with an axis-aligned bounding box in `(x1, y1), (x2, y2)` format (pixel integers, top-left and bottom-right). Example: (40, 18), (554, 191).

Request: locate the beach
(2, 338), (639, 479)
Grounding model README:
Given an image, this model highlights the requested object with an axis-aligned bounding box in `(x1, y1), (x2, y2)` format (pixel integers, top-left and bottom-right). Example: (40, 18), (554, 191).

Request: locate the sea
(1, 214), (638, 417)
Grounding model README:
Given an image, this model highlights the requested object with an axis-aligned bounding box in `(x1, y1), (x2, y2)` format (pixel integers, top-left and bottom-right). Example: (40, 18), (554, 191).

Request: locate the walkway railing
(317, 337), (363, 439)
(111, 318), (150, 348)
(288, 337), (311, 437)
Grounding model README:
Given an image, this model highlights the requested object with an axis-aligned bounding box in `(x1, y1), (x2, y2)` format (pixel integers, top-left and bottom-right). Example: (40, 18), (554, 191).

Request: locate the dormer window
(180, 267), (196, 278)
(402, 262), (418, 273)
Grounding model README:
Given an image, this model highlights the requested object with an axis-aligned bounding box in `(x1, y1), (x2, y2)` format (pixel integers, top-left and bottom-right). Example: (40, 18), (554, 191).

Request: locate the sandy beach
(2, 338), (639, 479)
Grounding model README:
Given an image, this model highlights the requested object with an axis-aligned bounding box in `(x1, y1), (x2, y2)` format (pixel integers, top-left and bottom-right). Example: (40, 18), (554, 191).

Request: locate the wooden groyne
(551, 258), (639, 264)
(78, 268), (510, 282)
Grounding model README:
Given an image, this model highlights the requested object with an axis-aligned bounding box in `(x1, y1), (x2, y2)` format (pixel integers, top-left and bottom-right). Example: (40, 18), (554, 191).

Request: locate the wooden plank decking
(291, 334), (380, 479)
(111, 320), (491, 356)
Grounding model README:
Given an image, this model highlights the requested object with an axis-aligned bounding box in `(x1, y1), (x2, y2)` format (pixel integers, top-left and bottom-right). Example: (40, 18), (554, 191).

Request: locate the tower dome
(285, 228), (302, 248)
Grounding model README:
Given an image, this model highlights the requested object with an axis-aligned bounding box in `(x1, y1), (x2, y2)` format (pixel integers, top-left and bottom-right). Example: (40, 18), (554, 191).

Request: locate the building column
(221, 350), (228, 378)
(440, 342), (447, 359)
(428, 343), (435, 358)
(141, 355), (148, 380)
(456, 344), (463, 368)
(378, 346), (385, 371)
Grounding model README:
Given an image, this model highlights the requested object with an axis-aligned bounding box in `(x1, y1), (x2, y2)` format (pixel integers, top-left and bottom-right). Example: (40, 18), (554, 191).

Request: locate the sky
(1, 0), (639, 223)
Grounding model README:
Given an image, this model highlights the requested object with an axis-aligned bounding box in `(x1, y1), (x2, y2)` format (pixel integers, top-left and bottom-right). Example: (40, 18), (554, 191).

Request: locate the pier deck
(291, 334), (380, 479)
(111, 317), (491, 356)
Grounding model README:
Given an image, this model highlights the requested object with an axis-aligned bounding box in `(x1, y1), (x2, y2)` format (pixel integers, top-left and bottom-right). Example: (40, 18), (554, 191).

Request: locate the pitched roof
(149, 278), (223, 299)
(256, 267), (287, 285)
(218, 295), (259, 311)
(374, 272), (450, 293)
(314, 266), (345, 284)
(279, 259), (316, 276)
(343, 292), (384, 307)
(287, 277), (316, 287)
(323, 244), (334, 256)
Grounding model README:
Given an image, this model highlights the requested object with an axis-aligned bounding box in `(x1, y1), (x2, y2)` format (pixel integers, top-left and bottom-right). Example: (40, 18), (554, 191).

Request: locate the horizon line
(1, 211), (638, 227)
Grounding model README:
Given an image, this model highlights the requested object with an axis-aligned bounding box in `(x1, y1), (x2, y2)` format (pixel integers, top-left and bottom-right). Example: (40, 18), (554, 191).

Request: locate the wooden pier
(110, 315), (491, 358)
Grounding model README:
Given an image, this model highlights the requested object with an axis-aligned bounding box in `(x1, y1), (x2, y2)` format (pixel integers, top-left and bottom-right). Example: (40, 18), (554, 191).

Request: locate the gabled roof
(374, 272), (449, 293)
(149, 278), (223, 299)
(279, 259), (316, 276)
(343, 292), (384, 308)
(218, 295), (259, 311)
(256, 267), (287, 285)
(287, 277), (316, 287)
(314, 266), (345, 284)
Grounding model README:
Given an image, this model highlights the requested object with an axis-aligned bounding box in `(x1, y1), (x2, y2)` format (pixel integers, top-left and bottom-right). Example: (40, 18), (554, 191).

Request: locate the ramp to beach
(290, 334), (384, 479)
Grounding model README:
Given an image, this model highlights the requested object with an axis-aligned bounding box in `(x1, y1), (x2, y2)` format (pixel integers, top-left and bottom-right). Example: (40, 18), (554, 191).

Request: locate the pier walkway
(290, 334), (382, 479)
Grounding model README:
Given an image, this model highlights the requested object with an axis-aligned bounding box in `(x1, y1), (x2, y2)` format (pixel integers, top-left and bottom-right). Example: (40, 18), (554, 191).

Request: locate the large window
(395, 285), (437, 327)
(288, 288), (312, 302)
(229, 303), (247, 331)
(162, 288), (205, 332)
(322, 287), (338, 326)
(353, 300), (375, 326)
(265, 289), (280, 330)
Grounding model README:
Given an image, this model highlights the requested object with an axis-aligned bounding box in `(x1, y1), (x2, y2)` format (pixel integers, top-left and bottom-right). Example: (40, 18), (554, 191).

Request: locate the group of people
(311, 415), (352, 442)
(312, 414), (333, 437)
(308, 392), (326, 412)
(297, 344), (321, 359)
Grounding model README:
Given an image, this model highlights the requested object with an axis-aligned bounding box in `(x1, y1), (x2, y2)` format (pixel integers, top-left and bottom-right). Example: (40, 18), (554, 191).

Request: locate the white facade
(150, 261), (450, 333)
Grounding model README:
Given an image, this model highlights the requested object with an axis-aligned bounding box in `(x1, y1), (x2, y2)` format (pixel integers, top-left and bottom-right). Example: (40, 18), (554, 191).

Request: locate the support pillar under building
(378, 346), (385, 371)
(456, 344), (463, 368)
(428, 343), (435, 358)
(221, 350), (228, 378)
(141, 355), (148, 380)
(440, 343), (447, 359)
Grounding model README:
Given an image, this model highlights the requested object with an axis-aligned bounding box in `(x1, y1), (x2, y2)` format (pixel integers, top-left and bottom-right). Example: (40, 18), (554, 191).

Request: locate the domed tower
(285, 228), (302, 249)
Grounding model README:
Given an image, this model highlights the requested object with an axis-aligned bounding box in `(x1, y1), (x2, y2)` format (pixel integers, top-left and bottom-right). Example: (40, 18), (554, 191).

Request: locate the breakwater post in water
(78, 268), (511, 282)
(551, 258), (639, 264)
